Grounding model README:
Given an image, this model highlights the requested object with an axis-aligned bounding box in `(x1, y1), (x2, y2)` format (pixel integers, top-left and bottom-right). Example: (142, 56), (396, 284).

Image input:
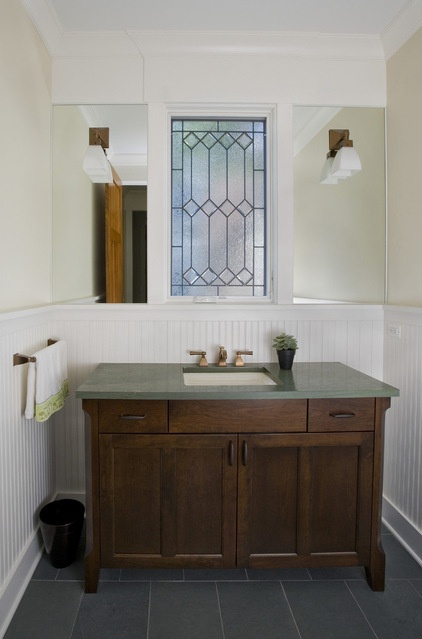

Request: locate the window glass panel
(171, 118), (266, 297)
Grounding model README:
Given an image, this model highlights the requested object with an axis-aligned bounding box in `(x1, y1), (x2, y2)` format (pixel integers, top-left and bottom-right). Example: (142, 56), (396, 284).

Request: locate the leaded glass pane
(171, 118), (266, 297)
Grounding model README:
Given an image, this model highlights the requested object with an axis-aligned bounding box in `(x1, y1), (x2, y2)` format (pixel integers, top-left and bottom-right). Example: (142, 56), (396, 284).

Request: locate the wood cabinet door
(237, 434), (300, 566)
(237, 432), (373, 568)
(100, 434), (237, 567)
(298, 432), (374, 565)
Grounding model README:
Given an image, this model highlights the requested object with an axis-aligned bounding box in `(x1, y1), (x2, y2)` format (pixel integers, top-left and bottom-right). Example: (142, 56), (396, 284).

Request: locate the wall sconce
(82, 127), (113, 184)
(320, 129), (362, 184)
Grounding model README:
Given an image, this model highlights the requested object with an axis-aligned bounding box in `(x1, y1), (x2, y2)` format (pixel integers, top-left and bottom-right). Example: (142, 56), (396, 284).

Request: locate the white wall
(387, 28), (422, 306)
(52, 106), (105, 302)
(0, 0), (52, 311)
(0, 3), (55, 636)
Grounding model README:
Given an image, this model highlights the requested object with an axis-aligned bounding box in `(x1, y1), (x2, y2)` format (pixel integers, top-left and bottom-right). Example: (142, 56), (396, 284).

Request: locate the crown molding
(22, 0), (422, 61)
(22, 1), (385, 60)
(381, 0), (422, 59)
(128, 30), (385, 59)
(22, 0), (62, 56)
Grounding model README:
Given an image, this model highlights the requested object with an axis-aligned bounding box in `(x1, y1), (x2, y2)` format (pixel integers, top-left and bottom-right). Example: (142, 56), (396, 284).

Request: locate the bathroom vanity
(76, 362), (399, 593)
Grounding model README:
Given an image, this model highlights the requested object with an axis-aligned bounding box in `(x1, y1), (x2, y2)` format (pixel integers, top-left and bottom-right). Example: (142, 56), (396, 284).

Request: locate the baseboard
(0, 530), (43, 639)
(382, 496), (422, 567)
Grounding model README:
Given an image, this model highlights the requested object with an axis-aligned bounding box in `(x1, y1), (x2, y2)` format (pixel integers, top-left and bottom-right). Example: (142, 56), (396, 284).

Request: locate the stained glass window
(171, 119), (267, 297)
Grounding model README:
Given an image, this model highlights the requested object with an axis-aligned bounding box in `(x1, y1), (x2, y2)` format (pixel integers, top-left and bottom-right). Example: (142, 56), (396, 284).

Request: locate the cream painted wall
(387, 28), (422, 306)
(0, 0), (51, 311)
(294, 107), (386, 303)
(52, 106), (105, 302)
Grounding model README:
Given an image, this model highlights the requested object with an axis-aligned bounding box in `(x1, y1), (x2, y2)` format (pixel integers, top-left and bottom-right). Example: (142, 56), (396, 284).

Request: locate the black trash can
(39, 499), (85, 568)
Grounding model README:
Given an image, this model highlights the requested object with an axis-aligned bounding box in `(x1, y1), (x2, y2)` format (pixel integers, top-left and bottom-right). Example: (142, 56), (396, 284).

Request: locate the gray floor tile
(120, 567), (184, 581)
(4, 581), (83, 639)
(149, 581), (223, 639)
(283, 580), (376, 639)
(56, 557), (85, 581)
(71, 581), (150, 639)
(247, 567), (311, 581)
(308, 565), (367, 581)
(348, 579), (422, 639)
(99, 568), (121, 581)
(383, 535), (422, 579)
(409, 579), (422, 596)
(218, 580), (300, 639)
(31, 552), (60, 580)
(184, 568), (247, 581)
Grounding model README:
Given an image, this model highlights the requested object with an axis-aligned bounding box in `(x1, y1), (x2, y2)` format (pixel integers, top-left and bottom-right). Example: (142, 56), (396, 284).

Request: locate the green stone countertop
(75, 362), (399, 401)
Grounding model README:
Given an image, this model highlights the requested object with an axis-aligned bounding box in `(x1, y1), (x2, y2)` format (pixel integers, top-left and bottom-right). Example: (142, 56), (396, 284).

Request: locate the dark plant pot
(276, 349), (296, 370)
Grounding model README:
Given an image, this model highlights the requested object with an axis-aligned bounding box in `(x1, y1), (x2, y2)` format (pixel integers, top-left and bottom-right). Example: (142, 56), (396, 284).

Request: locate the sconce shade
(331, 146), (362, 178)
(320, 128), (361, 184)
(82, 145), (113, 183)
(320, 157), (338, 184)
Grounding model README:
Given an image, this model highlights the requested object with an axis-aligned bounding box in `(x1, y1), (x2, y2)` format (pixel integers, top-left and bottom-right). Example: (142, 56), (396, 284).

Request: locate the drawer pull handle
(229, 441), (234, 466)
(119, 414), (147, 420)
(329, 412), (356, 418)
(242, 440), (248, 466)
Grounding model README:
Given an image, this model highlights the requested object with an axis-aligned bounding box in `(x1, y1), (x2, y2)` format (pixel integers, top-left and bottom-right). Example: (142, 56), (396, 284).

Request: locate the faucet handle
(189, 350), (208, 367)
(218, 346), (228, 367)
(235, 350), (253, 367)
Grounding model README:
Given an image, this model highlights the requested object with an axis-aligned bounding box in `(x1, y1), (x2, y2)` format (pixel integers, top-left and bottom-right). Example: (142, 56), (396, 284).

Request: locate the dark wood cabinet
(82, 395), (390, 593)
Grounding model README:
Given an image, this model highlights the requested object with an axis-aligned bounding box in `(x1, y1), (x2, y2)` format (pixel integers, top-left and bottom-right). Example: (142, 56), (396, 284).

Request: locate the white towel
(25, 340), (69, 422)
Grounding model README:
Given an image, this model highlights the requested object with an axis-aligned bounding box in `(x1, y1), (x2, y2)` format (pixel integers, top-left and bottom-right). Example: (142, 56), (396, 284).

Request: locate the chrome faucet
(218, 346), (228, 367)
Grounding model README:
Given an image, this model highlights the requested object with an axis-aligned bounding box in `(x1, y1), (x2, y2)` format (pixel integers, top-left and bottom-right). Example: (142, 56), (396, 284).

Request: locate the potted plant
(272, 332), (298, 370)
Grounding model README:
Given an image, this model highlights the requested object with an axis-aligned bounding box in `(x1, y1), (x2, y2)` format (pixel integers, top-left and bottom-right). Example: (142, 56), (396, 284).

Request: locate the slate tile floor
(5, 529), (422, 639)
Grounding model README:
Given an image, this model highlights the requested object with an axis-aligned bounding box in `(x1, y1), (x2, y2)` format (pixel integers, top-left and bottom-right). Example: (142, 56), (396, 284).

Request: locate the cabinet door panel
(299, 433), (374, 562)
(100, 434), (237, 567)
(237, 436), (300, 564)
(307, 446), (361, 553)
(172, 446), (227, 555)
(238, 433), (373, 568)
(110, 444), (162, 554)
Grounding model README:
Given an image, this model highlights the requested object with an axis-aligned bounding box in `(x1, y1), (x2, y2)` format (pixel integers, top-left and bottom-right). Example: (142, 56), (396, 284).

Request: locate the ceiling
(48, 0), (411, 36)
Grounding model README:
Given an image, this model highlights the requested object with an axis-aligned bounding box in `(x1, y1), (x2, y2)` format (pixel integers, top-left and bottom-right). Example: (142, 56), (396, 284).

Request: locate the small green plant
(272, 332), (298, 351)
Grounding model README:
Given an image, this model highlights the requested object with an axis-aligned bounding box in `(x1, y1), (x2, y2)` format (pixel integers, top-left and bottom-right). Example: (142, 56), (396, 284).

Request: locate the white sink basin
(183, 371), (277, 386)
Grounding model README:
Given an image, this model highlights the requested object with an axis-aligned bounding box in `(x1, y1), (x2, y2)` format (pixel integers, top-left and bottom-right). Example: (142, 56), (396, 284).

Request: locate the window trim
(166, 104), (276, 304)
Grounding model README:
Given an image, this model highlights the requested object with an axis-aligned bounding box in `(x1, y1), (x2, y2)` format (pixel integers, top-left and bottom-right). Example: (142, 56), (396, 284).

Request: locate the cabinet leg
(365, 546), (386, 591)
(84, 552), (100, 593)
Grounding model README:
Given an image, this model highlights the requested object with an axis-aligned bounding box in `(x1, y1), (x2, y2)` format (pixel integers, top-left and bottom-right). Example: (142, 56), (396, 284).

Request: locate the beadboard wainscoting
(383, 306), (422, 565)
(3, 301), (422, 637)
(0, 308), (57, 637)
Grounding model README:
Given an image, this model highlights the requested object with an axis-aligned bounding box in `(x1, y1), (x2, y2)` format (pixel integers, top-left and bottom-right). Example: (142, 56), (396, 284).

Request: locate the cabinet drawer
(169, 399), (307, 433)
(308, 398), (374, 432)
(98, 400), (168, 433)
